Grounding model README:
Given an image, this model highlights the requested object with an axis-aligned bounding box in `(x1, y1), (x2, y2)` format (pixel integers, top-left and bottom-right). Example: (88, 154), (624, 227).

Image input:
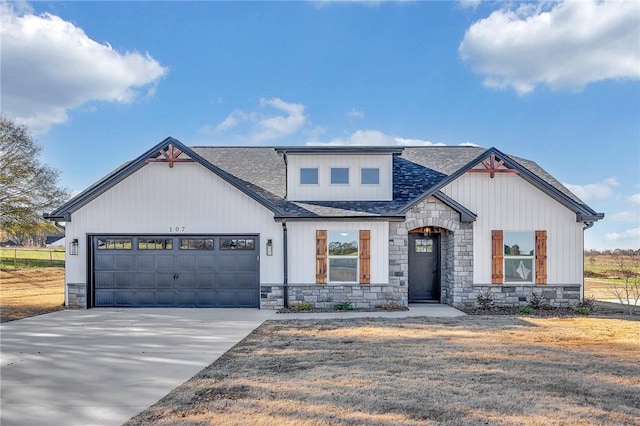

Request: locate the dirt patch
(0, 268), (65, 322)
(125, 315), (640, 426)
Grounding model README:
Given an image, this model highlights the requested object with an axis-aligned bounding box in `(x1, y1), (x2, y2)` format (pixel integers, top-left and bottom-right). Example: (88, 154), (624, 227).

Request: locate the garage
(91, 235), (259, 307)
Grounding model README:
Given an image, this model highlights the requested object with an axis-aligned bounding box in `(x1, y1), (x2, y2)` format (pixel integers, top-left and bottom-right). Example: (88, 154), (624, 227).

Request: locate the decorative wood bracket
(146, 144), (193, 168)
(467, 154), (519, 178)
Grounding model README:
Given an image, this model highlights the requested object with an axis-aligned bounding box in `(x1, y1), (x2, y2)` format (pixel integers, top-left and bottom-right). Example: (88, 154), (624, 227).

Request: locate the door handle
(173, 273), (179, 280)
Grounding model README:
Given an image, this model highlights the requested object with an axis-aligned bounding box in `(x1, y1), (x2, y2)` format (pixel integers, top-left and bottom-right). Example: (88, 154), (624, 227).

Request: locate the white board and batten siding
(65, 162), (283, 285)
(287, 221), (389, 284)
(441, 173), (584, 285)
(286, 154), (393, 201)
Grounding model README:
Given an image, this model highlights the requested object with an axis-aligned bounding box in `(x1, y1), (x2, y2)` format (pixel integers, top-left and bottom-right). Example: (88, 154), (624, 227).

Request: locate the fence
(0, 249), (65, 268)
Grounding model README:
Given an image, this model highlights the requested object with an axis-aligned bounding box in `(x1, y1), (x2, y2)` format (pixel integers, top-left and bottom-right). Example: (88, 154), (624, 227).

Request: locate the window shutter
(535, 230), (547, 285)
(491, 230), (503, 284)
(359, 230), (371, 284)
(316, 230), (327, 284)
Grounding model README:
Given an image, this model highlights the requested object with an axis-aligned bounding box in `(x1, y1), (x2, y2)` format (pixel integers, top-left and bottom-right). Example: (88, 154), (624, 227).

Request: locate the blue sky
(2, 0), (639, 250)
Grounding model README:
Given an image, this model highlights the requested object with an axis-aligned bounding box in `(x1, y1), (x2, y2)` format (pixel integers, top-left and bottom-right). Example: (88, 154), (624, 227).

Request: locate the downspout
(282, 220), (289, 308)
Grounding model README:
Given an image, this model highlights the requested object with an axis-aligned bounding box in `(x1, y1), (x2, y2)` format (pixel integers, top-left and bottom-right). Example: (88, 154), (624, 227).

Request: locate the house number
(170, 226), (186, 232)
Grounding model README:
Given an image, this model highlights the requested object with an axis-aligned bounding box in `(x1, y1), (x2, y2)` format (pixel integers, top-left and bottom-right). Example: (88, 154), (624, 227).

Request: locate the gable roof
(45, 138), (603, 224)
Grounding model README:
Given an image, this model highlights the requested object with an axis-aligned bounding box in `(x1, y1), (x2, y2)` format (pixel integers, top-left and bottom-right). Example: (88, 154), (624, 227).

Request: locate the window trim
(360, 167), (380, 185)
(299, 167), (319, 185)
(503, 231), (535, 284)
(327, 230), (359, 283)
(330, 167), (350, 185)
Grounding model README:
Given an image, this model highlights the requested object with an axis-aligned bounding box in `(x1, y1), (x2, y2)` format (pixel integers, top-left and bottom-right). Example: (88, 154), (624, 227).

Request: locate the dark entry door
(408, 234), (440, 301)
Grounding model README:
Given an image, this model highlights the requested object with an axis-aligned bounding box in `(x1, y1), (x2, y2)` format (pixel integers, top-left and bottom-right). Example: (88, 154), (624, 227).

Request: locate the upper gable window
(331, 168), (349, 184)
(300, 168), (318, 185)
(361, 168), (379, 185)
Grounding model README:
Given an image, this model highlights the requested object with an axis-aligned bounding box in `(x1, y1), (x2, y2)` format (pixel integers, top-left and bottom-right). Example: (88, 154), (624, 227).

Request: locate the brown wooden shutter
(491, 230), (504, 284)
(535, 230), (547, 285)
(359, 230), (371, 284)
(316, 230), (327, 284)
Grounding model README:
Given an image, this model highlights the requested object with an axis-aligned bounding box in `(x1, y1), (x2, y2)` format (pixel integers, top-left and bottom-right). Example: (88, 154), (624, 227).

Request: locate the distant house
(45, 137), (603, 309)
(45, 236), (66, 248)
(0, 240), (19, 247)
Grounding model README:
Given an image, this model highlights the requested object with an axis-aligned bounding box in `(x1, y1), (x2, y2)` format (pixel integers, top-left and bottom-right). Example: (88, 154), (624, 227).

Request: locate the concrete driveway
(0, 308), (274, 426)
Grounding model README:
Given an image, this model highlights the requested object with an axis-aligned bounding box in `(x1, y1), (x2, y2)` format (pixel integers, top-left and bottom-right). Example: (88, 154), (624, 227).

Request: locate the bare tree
(0, 116), (69, 243)
(609, 254), (640, 315)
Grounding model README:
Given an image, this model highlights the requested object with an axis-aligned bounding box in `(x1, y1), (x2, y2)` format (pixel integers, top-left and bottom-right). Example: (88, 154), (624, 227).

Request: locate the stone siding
(260, 283), (406, 310)
(468, 284), (582, 308)
(67, 283), (86, 308)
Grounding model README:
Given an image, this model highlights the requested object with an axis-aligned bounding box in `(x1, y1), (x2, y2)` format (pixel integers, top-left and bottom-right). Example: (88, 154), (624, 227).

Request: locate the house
(45, 235), (66, 248)
(44, 137), (603, 309)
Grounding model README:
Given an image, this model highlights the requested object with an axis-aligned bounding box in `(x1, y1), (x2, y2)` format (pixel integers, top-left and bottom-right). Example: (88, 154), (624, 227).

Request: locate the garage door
(92, 235), (259, 307)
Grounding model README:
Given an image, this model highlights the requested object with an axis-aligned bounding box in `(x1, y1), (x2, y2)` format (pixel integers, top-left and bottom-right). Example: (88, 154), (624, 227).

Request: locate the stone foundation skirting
(260, 283), (408, 310)
(457, 284), (582, 308)
(67, 283), (87, 308)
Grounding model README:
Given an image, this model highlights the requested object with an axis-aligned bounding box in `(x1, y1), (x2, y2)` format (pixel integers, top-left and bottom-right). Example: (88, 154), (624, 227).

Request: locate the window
(328, 231), (358, 282)
(97, 238), (132, 250)
(361, 168), (379, 185)
(330, 167), (349, 184)
(179, 238), (214, 250)
(504, 232), (534, 283)
(138, 238), (173, 250)
(300, 168), (318, 185)
(415, 238), (433, 253)
(219, 238), (255, 250)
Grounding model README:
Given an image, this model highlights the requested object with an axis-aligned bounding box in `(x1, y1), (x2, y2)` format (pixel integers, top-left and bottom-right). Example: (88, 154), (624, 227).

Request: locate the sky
(1, 0), (639, 250)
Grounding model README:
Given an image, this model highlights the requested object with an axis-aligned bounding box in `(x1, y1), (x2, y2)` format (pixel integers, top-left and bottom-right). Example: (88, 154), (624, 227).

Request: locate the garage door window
(97, 238), (132, 250)
(220, 238), (255, 250)
(179, 238), (214, 250)
(138, 238), (173, 250)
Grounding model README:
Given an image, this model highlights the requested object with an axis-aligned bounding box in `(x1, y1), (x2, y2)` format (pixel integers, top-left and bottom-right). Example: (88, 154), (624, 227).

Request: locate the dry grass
(0, 267), (65, 322)
(126, 316), (640, 426)
(584, 279), (619, 300)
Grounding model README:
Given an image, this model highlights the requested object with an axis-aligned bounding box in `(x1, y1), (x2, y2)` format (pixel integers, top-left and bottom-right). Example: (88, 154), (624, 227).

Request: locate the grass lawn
(0, 247), (65, 268)
(0, 267), (65, 322)
(125, 315), (640, 426)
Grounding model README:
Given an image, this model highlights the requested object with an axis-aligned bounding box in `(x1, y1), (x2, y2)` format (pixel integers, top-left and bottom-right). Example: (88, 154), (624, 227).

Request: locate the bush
(528, 291), (551, 310)
(574, 307), (591, 315)
(576, 296), (596, 311)
(334, 301), (353, 311)
(519, 306), (534, 314)
(475, 289), (495, 310)
(291, 301), (313, 312)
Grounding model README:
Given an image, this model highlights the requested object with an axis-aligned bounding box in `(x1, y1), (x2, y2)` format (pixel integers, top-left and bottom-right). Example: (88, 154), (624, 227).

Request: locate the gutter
(282, 220), (289, 309)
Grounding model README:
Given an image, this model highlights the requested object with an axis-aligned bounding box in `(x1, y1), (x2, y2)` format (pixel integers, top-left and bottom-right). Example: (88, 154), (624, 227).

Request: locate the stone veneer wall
(465, 284), (582, 307)
(67, 283), (86, 308)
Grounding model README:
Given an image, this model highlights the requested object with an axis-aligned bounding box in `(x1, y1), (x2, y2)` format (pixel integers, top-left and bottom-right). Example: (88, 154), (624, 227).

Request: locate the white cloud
(458, 0), (481, 10)
(346, 108), (365, 118)
(205, 98), (307, 143)
(630, 193), (640, 206)
(563, 177), (618, 202)
(459, 0), (640, 94)
(459, 141), (480, 147)
(605, 227), (640, 247)
(611, 211), (640, 222)
(0, 4), (168, 133)
(307, 129), (444, 146)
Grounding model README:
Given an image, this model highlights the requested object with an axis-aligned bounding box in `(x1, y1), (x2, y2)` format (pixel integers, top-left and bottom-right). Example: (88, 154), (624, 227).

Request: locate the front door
(408, 233), (440, 302)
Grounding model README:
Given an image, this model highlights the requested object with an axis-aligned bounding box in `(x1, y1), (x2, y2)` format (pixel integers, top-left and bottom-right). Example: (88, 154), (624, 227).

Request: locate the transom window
(330, 168), (349, 184)
(504, 232), (534, 283)
(220, 238), (255, 250)
(415, 239), (433, 253)
(97, 238), (132, 250)
(179, 238), (214, 250)
(328, 231), (358, 282)
(300, 168), (318, 185)
(361, 168), (379, 185)
(138, 238), (173, 250)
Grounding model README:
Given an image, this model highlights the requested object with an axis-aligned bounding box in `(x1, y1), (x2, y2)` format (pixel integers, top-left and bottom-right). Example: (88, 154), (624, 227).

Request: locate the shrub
(574, 307), (591, 315)
(475, 289), (495, 310)
(291, 301), (313, 312)
(334, 301), (353, 311)
(576, 296), (596, 311)
(528, 291), (551, 310)
(377, 302), (405, 311)
(519, 306), (534, 314)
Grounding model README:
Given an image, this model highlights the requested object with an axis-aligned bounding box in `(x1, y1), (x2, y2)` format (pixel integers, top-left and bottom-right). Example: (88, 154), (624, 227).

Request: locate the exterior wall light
(266, 238), (273, 256)
(69, 238), (79, 255)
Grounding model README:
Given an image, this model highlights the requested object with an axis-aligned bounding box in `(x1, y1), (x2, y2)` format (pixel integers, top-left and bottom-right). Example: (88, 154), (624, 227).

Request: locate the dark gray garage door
(92, 235), (259, 307)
